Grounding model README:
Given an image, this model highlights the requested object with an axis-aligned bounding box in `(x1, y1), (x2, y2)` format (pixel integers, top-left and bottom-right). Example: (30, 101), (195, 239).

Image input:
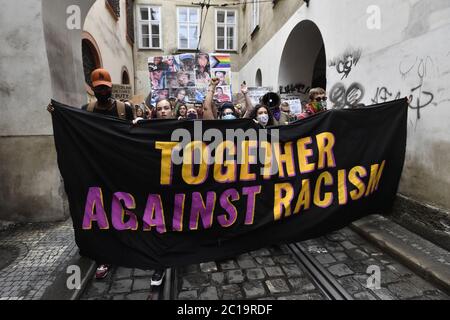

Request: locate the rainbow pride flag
(211, 54), (231, 68)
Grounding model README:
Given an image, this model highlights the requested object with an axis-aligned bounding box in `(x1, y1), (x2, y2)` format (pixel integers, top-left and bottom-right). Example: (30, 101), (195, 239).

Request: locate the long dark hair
(176, 103), (188, 118)
(248, 104), (275, 126)
(151, 99), (172, 119)
(219, 102), (238, 119)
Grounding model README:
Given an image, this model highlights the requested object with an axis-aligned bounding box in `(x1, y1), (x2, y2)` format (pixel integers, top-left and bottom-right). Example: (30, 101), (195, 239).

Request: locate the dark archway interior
(82, 39), (101, 87)
(122, 70), (130, 85)
(255, 69), (262, 86)
(278, 20), (326, 96)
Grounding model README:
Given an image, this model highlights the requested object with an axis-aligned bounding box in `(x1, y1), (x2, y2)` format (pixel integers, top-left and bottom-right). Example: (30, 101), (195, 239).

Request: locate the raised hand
(210, 77), (220, 88)
(241, 82), (248, 95)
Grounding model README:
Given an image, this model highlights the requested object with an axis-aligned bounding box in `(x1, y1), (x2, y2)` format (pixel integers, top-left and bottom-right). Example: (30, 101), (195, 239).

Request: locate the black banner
(51, 98), (408, 269)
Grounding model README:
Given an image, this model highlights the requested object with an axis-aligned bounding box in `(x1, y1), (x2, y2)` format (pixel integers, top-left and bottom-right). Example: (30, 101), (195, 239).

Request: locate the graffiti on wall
(329, 48), (362, 80)
(329, 82), (365, 109)
(279, 83), (310, 95)
(372, 56), (438, 122)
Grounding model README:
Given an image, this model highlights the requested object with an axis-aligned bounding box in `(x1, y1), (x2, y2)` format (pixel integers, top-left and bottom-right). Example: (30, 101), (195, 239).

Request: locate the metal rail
(157, 244), (353, 300)
(287, 243), (353, 300)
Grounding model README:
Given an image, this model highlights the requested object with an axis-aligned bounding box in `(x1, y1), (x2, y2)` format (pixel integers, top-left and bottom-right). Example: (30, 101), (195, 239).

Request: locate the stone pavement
(80, 266), (157, 300)
(1, 216), (449, 300)
(175, 245), (326, 300)
(302, 227), (449, 300)
(167, 226), (449, 300)
(352, 214), (450, 292)
(81, 224), (449, 300)
(0, 219), (78, 300)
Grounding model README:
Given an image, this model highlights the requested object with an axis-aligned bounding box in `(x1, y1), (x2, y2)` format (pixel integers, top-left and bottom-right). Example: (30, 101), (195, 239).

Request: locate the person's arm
(203, 78), (219, 120)
(242, 82), (255, 119)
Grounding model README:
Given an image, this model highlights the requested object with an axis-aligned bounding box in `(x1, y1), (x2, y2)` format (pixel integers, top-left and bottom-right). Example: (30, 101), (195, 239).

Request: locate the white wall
(239, 0), (450, 210)
(0, 0), (96, 222)
(0, 0), (53, 136)
(84, 0), (134, 91)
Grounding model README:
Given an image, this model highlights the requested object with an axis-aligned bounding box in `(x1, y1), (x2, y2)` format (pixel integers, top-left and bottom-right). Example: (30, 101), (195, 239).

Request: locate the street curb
(351, 214), (450, 294)
(41, 252), (96, 300)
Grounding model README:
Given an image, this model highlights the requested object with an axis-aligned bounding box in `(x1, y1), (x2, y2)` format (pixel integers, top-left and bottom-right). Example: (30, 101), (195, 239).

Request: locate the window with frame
(126, 0), (134, 44)
(138, 6), (161, 49)
(106, 0), (120, 18)
(177, 7), (200, 50)
(216, 9), (237, 51)
(251, 0), (260, 34)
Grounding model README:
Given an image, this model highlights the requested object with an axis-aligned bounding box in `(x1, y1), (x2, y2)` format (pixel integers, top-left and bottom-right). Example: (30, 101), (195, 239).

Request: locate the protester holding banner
(298, 87), (328, 120)
(47, 68), (134, 122)
(47, 68), (135, 279)
(248, 104), (275, 128)
(151, 99), (175, 119)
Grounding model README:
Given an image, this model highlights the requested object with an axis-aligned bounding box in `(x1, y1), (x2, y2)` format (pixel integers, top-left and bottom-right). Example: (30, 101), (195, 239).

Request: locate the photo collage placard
(148, 53), (232, 106)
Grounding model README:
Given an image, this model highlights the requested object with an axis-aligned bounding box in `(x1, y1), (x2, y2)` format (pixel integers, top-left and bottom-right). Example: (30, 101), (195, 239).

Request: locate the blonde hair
(308, 87), (326, 101)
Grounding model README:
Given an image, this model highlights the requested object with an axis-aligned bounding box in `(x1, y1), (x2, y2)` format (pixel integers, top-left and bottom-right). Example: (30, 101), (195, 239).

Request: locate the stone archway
(278, 20), (326, 101)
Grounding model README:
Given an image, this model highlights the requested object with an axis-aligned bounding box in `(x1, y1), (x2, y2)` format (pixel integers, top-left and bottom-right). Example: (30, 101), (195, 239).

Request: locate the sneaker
(150, 269), (165, 286)
(95, 264), (111, 279)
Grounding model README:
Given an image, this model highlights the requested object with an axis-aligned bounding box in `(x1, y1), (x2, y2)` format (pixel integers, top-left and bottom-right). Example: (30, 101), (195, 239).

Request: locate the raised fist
(210, 77), (220, 87)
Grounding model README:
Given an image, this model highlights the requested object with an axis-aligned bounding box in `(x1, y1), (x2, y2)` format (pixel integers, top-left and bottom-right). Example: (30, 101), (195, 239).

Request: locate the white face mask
(321, 101), (328, 110)
(257, 114), (269, 126)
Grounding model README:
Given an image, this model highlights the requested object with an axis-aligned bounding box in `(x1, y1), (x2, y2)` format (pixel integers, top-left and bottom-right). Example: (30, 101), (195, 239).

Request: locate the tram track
(157, 243), (353, 300)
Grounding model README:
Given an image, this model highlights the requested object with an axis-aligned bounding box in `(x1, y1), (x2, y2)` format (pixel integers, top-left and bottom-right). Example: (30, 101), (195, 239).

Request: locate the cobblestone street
(0, 220), (77, 300)
(80, 225), (449, 300)
(1, 217), (448, 301)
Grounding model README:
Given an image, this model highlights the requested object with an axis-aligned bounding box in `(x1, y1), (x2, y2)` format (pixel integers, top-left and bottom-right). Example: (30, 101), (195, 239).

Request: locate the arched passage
(82, 32), (102, 89)
(255, 69), (262, 86)
(122, 67), (130, 85)
(278, 20), (326, 104)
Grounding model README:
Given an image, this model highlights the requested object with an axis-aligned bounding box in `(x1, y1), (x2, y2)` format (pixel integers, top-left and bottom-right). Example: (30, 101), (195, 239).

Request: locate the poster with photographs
(148, 53), (232, 105)
(247, 87), (273, 106)
(285, 98), (302, 115)
(209, 53), (232, 103)
(213, 86), (232, 103)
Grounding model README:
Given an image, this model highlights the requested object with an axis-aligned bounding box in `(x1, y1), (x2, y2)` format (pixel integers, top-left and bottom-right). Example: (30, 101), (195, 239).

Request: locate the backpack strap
(87, 101), (97, 112)
(116, 101), (126, 120)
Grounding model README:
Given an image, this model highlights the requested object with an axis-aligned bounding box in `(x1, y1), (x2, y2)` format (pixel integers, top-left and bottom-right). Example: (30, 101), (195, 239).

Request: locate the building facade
(83, 0), (135, 100)
(133, 0), (242, 98)
(0, 0), (135, 223)
(237, 0), (450, 246)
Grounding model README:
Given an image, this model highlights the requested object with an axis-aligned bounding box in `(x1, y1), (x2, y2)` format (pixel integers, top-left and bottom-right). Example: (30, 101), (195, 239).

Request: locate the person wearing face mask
(219, 102), (238, 120)
(248, 104), (274, 128)
(203, 78), (253, 121)
(83, 69), (134, 120)
(298, 87), (328, 120)
(185, 106), (199, 120)
(47, 68), (134, 281)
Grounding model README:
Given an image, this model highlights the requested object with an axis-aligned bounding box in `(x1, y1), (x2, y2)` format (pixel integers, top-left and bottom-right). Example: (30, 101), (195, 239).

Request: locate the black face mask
(94, 91), (112, 104)
(187, 112), (198, 120)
